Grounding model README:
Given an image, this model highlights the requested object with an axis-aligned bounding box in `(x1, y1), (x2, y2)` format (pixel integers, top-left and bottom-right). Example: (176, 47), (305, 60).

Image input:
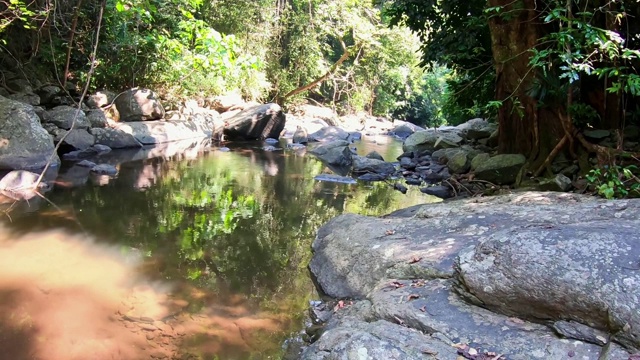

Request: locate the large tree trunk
(488, 0), (565, 166)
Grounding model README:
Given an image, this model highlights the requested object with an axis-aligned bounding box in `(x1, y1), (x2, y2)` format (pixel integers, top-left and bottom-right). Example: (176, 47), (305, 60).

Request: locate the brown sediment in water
(0, 227), (289, 360)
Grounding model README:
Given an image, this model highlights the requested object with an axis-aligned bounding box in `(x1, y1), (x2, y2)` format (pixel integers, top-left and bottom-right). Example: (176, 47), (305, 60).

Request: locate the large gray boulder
(389, 120), (424, 139)
(473, 153), (526, 185)
(456, 118), (497, 140)
(86, 109), (108, 128)
(447, 151), (470, 174)
(351, 155), (396, 176)
(61, 129), (95, 150)
(46, 105), (90, 130)
(86, 90), (116, 109)
(114, 88), (165, 122)
(403, 129), (464, 153)
(308, 126), (351, 143)
(306, 193), (636, 359)
(308, 140), (353, 168)
(0, 96), (59, 170)
(222, 103), (286, 140)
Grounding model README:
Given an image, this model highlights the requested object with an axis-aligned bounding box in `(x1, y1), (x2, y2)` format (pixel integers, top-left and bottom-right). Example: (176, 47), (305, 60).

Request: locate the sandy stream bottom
(0, 226), (286, 360)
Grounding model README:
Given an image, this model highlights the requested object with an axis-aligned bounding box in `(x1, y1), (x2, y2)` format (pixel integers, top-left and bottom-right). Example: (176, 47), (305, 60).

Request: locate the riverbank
(293, 192), (640, 360)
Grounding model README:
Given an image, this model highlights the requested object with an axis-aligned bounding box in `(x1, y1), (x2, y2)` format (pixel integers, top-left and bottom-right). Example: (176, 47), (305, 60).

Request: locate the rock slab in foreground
(456, 213), (640, 350)
(305, 192), (637, 359)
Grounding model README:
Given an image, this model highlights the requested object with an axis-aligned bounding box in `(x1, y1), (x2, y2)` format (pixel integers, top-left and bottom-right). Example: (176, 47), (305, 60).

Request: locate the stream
(0, 135), (438, 360)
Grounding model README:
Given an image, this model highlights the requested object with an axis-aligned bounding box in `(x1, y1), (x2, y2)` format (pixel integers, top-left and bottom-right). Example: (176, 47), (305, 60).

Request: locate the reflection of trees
(0, 141), (437, 358)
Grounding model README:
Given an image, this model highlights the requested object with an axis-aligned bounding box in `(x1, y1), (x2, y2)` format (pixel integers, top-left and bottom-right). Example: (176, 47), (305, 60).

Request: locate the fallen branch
(533, 133), (569, 177)
(280, 39), (355, 101)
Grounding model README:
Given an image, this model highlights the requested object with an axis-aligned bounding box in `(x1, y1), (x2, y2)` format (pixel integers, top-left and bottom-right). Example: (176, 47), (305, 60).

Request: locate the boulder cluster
(305, 118), (525, 198)
(0, 76), (287, 201)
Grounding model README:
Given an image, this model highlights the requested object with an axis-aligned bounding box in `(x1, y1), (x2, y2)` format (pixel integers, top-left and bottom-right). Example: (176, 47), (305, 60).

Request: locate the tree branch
(281, 39), (354, 101)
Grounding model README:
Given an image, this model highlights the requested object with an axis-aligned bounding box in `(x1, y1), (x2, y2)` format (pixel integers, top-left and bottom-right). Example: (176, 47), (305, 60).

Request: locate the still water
(0, 136), (437, 360)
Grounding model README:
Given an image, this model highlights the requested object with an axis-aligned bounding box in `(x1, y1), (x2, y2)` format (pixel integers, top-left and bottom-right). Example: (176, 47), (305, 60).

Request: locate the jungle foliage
(0, 0), (452, 127)
(383, 0), (640, 193)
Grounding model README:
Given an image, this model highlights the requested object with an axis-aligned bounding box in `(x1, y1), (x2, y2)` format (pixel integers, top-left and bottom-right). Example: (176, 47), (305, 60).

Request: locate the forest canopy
(0, 0), (453, 127)
(383, 0), (640, 174)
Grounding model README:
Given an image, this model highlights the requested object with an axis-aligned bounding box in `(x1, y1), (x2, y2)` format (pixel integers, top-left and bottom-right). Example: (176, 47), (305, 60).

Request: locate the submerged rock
(357, 173), (387, 182)
(313, 174), (357, 184)
(91, 164), (118, 176)
(0, 170), (48, 200)
(365, 151), (384, 161)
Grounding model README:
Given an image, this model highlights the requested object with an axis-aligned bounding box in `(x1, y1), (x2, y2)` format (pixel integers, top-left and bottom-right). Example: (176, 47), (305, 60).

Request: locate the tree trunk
(488, 0), (565, 166)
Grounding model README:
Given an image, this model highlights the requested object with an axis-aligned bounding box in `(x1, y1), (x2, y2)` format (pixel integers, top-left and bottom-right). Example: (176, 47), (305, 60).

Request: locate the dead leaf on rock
(407, 294), (420, 301)
(333, 300), (346, 312)
(419, 305), (427, 312)
(385, 229), (396, 235)
(422, 349), (438, 355)
(506, 317), (525, 324)
(408, 256), (422, 264)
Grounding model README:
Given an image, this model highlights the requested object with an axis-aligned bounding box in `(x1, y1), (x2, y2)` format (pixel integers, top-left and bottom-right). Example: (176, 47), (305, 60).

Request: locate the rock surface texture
(0, 96), (59, 170)
(302, 192), (637, 360)
(114, 88), (165, 122)
(222, 103), (286, 140)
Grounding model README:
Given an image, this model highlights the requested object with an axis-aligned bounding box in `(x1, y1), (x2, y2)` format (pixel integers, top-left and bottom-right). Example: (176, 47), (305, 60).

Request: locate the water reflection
(0, 136), (438, 359)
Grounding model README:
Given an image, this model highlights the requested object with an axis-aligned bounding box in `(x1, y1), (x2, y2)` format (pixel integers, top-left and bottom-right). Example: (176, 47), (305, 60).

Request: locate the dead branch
(281, 38), (355, 101)
(33, 0), (106, 190)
